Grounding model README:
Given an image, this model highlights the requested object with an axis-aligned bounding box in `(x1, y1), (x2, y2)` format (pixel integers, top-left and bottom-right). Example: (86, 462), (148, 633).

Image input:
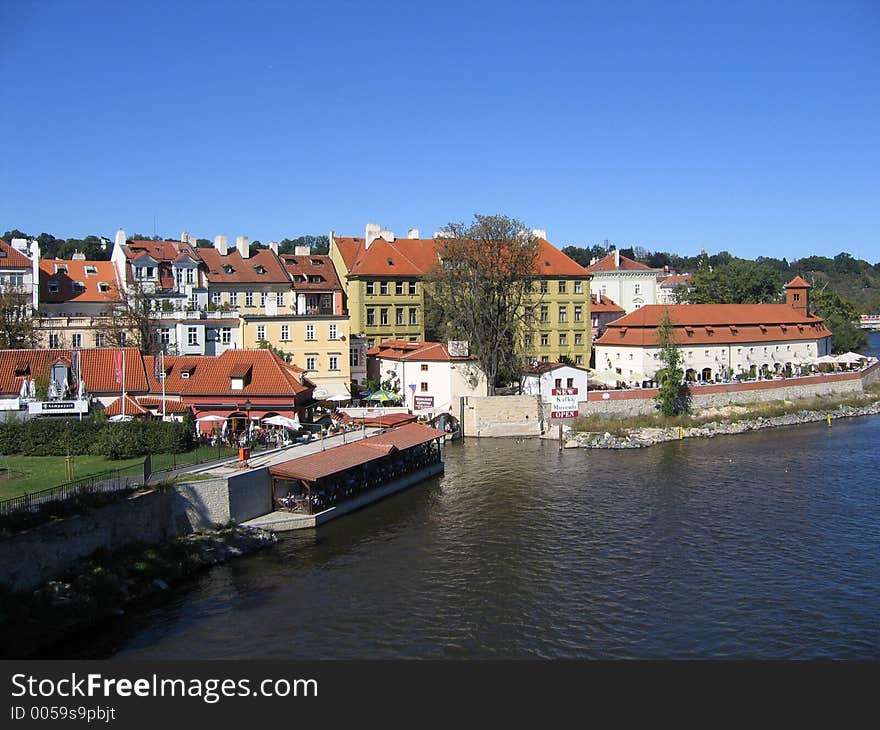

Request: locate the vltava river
(91, 333), (880, 659)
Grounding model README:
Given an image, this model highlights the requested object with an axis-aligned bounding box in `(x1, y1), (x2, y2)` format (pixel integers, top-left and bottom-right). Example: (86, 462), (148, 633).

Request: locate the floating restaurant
(254, 422), (447, 530)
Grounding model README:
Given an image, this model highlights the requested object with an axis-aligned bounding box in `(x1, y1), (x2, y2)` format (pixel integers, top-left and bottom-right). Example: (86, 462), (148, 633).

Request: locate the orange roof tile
(784, 275), (812, 289)
(269, 423), (446, 481)
(104, 394), (149, 416)
(372, 340), (476, 362)
(585, 252), (654, 272)
(594, 304), (832, 347)
(0, 239), (33, 268)
(198, 247), (291, 285)
(39, 259), (121, 304)
(590, 293), (625, 313)
(281, 254), (343, 291)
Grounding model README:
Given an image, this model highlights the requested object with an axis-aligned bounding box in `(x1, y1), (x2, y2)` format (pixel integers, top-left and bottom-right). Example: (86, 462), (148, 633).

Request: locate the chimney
(531, 228), (547, 240)
(434, 230), (452, 238)
(214, 235), (228, 256)
(380, 229), (395, 242)
(614, 249), (620, 268)
(180, 231), (191, 244)
(115, 229), (126, 249)
(268, 241), (279, 255)
(407, 228), (420, 239)
(365, 223), (381, 248)
(236, 235), (250, 259)
(72, 249), (86, 260)
(294, 245), (311, 256)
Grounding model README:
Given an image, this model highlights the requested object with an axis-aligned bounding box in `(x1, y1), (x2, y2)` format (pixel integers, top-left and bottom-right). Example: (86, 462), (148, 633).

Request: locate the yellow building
(330, 224), (591, 366)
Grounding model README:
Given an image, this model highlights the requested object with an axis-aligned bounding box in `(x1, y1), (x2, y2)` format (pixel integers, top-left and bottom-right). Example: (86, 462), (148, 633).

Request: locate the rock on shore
(565, 401), (880, 449)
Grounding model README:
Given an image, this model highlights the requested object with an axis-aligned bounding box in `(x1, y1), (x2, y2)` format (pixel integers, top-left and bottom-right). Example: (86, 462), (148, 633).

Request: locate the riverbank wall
(568, 362), (880, 419)
(458, 395), (544, 437)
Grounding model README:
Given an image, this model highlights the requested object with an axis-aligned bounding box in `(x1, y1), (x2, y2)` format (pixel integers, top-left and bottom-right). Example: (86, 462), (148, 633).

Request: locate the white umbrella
(196, 415), (227, 423)
(18, 379), (27, 399)
(835, 352), (865, 364)
(323, 394), (351, 402)
(263, 414), (301, 429)
(28, 379), (36, 399)
(108, 414), (133, 422)
(812, 355), (837, 365)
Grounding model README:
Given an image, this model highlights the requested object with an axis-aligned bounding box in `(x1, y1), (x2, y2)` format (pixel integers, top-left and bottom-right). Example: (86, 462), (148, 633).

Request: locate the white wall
(377, 357), (486, 414)
(590, 271), (659, 313)
(522, 366), (589, 399)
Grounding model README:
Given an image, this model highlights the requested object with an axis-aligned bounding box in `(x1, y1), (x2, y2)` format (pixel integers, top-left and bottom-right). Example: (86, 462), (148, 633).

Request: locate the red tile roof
(143, 349), (314, 397)
(198, 247), (291, 284)
(0, 239), (34, 268)
(590, 293), (625, 313)
(594, 304), (832, 347)
(585, 252), (654, 272)
(135, 396), (191, 414)
(0, 347), (149, 396)
(281, 254), (343, 291)
(124, 240), (200, 262)
(39, 259), (121, 304)
(371, 340), (476, 362)
(333, 235), (588, 277)
(784, 275), (812, 289)
(658, 274), (692, 287)
(523, 361), (589, 375)
(269, 422), (446, 481)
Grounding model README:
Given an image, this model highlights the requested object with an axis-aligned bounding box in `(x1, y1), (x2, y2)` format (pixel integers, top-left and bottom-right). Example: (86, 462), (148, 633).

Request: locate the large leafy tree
(810, 285), (868, 353)
(654, 308), (689, 416)
(0, 286), (38, 349)
(93, 283), (161, 354)
(426, 214), (540, 395)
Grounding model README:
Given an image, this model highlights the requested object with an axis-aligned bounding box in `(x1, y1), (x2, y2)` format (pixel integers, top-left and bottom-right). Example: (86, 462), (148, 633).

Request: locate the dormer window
(253, 265), (266, 275)
(98, 282), (110, 293)
(72, 281), (85, 293)
(387, 258), (394, 266)
(84, 265), (98, 275)
(48, 281), (59, 293)
(311, 259), (323, 265)
(223, 264), (234, 274)
(54, 264), (68, 274)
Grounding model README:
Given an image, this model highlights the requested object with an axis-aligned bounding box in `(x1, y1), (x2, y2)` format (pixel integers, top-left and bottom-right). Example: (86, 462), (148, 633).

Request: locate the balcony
(152, 308), (240, 320)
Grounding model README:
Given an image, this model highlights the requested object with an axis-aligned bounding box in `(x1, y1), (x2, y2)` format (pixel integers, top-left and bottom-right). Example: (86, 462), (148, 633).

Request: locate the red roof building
(585, 250), (664, 314)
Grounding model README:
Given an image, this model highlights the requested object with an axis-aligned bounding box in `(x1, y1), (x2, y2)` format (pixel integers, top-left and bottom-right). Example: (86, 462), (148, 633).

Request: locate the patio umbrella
(323, 394), (351, 403)
(835, 352), (865, 364)
(196, 415), (227, 423)
(263, 414), (301, 429)
(365, 389), (397, 403)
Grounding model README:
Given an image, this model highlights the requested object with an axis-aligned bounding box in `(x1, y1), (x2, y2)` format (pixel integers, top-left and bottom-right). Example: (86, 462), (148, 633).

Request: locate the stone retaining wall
(458, 395), (543, 437)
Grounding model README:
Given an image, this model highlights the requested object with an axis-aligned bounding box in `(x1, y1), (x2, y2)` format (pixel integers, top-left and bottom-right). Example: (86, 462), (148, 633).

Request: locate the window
(575, 355), (583, 365)
(186, 269), (194, 284)
(188, 327), (198, 346)
(380, 308), (389, 326)
(350, 347), (360, 367)
(634, 284), (641, 295)
(160, 328), (170, 345)
(221, 328), (231, 345)
(525, 334), (533, 347)
(559, 306), (567, 323)
(329, 355), (339, 371)
(49, 334), (60, 348)
(574, 280), (583, 294)
(420, 382), (429, 392)
(260, 292), (267, 307)
(421, 364), (428, 372)
(366, 308), (375, 326)
(409, 282), (417, 295)
(395, 281), (404, 295)
(329, 323), (338, 339)
(276, 292), (284, 307)
(119, 332), (127, 345)
(396, 308), (404, 326)
(409, 308), (417, 325)
(558, 281), (566, 294)
(190, 292), (199, 309)
(72, 333), (82, 348)
(559, 334), (567, 346)
(574, 333), (583, 346)
(306, 324), (315, 341)
(230, 292), (238, 306)
(540, 305), (549, 323)
(541, 356), (549, 363)
(245, 292), (254, 307)
(366, 281), (375, 295)
(98, 282), (110, 292)
(574, 306), (582, 322)
(212, 291), (221, 306)
(601, 284), (607, 295)
(541, 334), (549, 346)
(409, 336), (418, 342)
(256, 325), (265, 341)
(95, 333), (105, 347)
(539, 280), (548, 294)
(555, 378), (562, 388)
(73, 281), (85, 293)
(280, 325), (289, 341)
(793, 292), (801, 302)
(48, 281), (59, 293)
(306, 355), (317, 371)
(566, 378), (574, 388)
(380, 282), (389, 295)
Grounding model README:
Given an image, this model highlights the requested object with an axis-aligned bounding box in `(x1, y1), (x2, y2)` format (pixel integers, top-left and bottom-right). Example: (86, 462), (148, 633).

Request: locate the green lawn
(0, 454), (145, 500)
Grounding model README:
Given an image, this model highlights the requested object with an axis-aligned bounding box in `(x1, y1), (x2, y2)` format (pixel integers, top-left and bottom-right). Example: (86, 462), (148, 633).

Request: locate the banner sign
(550, 387), (578, 418)
(413, 395), (434, 410)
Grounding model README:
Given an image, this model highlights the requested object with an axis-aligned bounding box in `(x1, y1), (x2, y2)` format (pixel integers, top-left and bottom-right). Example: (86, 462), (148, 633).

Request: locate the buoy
(827, 414), (832, 427)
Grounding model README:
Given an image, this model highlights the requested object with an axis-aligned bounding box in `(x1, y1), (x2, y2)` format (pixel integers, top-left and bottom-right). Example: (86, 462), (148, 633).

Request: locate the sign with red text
(550, 387), (578, 418)
(413, 395), (435, 410)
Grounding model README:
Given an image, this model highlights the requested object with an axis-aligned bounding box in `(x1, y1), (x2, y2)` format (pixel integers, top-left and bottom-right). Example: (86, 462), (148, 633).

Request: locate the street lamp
(244, 398), (252, 446)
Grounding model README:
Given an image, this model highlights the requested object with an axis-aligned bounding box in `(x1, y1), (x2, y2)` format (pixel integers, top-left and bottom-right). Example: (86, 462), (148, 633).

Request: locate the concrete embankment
(565, 400), (880, 449)
(0, 525), (275, 659)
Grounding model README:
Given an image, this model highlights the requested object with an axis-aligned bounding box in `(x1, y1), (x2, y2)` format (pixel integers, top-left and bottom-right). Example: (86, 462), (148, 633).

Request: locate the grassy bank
(574, 387), (880, 437)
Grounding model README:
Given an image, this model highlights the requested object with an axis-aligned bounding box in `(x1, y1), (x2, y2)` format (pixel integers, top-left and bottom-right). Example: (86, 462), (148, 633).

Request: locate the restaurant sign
(28, 399), (90, 415)
(413, 395), (434, 410)
(550, 387), (578, 419)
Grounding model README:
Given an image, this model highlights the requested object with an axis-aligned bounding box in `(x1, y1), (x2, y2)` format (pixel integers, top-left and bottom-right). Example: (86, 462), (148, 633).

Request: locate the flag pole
(160, 351), (166, 421)
(121, 348), (126, 419)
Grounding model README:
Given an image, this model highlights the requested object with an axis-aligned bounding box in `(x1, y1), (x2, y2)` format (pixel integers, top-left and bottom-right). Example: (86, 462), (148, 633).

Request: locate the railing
(0, 460), (147, 516)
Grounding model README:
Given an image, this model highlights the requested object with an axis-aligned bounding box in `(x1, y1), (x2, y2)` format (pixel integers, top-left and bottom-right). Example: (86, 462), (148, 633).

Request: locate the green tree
(0, 286), (38, 349)
(426, 214), (540, 395)
(654, 309), (689, 416)
(811, 286), (868, 353)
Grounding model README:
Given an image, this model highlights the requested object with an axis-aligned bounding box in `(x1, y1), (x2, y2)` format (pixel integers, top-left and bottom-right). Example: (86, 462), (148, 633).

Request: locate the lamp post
(244, 398), (252, 446)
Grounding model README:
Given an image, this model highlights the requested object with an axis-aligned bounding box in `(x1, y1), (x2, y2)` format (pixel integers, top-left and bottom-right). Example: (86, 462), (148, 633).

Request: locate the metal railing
(0, 461), (147, 515)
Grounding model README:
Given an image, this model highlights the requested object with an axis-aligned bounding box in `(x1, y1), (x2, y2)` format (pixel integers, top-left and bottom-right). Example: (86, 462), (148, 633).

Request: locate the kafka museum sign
(550, 387), (578, 419)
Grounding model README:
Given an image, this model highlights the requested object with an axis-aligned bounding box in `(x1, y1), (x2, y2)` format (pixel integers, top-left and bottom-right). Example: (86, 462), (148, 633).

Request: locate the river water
(93, 333), (879, 659)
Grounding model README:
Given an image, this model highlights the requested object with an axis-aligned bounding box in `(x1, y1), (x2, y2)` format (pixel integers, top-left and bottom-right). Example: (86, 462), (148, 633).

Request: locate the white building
(593, 278), (833, 385)
(368, 340), (487, 416)
(585, 251), (663, 313)
(521, 362), (589, 401)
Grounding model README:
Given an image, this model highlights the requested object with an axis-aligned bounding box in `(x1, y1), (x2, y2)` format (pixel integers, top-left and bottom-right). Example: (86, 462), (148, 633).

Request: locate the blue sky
(1, 1), (877, 261)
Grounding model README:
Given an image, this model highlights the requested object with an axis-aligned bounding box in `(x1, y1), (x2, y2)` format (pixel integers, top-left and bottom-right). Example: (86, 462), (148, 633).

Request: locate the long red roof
(269, 423), (446, 481)
(39, 259), (121, 304)
(594, 304), (832, 347)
